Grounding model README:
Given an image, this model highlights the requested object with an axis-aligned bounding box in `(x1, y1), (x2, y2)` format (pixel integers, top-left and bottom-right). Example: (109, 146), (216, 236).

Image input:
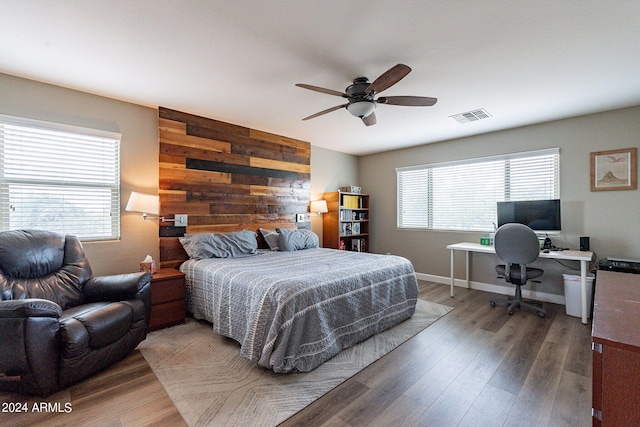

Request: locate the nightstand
(148, 267), (186, 331)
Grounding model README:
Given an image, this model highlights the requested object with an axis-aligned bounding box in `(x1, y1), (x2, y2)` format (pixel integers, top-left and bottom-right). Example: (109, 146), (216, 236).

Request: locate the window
(0, 114), (121, 241)
(397, 148), (559, 231)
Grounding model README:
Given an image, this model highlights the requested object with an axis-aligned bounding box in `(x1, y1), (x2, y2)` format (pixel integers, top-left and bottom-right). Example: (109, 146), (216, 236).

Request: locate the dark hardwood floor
(1, 281), (592, 427)
(281, 281), (592, 427)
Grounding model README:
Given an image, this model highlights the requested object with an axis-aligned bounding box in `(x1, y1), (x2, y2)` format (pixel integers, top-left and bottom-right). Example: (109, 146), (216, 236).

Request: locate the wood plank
(185, 222), (295, 234)
(250, 156), (311, 174)
(160, 141), (246, 165)
(404, 328), (494, 410)
(158, 153), (185, 165)
(159, 130), (231, 153)
(358, 394), (427, 427)
(159, 166), (231, 185)
(233, 173), (311, 188)
(158, 190), (187, 203)
(0, 351), (184, 427)
(279, 379), (370, 427)
(159, 180), (240, 193)
(159, 107), (249, 137)
(183, 214), (295, 226)
(209, 203), (305, 215)
(545, 305), (575, 345)
(548, 370), (592, 427)
(503, 340), (568, 426)
(187, 192), (309, 205)
(249, 128), (311, 150)
(250, 185), (310, 197)
(564, 317), (593, 377)
(457, 384), (517, 427)
(487, 305), (558, 395)
(158, 117), (186, 134)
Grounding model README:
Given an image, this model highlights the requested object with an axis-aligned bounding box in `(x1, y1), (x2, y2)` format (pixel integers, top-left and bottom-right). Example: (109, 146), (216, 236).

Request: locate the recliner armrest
(0, 299), (61, 395)
(83, 272), (151, 302)
(0, 299), (62, 318)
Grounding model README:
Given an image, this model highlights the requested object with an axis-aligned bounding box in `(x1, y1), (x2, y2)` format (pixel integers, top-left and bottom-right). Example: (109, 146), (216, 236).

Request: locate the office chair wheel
(490, 301), (496, 307)
(508, 310), (514, 315)
(537, 311), (545, 318)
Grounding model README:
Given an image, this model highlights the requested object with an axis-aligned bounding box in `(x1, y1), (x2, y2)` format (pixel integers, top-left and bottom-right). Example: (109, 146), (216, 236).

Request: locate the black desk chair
(490, 223), (546, 318)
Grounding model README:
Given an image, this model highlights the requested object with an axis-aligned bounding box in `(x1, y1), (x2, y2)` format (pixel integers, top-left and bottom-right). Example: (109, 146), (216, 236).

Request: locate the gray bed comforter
(180, 248), (418, 373)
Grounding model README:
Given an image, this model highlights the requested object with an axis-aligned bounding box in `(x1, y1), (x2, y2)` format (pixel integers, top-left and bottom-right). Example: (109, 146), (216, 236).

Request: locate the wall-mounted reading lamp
(295, 200), (328, 222)
(125, 191), (188, 226)
(309, 200), (328, 216)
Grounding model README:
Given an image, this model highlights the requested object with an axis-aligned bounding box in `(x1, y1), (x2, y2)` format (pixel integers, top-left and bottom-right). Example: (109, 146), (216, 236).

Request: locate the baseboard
(415, 272), (566, 305)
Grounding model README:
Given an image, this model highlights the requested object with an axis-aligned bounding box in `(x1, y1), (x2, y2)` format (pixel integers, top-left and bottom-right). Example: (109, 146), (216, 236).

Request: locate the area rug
(138, 299), (452, 427)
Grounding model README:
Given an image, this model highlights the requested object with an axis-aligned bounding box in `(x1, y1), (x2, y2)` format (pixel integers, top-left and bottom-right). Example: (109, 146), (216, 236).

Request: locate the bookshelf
(323, 191), (370, 252)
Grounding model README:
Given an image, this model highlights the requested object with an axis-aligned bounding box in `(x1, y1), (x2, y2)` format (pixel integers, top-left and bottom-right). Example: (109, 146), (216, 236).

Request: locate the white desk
(447, 242), (594, 324)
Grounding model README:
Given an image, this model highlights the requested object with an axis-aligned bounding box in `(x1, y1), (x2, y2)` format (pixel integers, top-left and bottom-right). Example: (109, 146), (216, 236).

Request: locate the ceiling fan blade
(302, 104), (347, 120)
(378, 96), (438, 106)
(296, 83), (348, 98)
(365, 64), (412, 94)
(361, 112), (377, 126)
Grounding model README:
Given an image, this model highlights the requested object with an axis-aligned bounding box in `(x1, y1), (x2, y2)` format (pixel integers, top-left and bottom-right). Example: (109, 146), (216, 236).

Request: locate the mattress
(180, 248), (418, 373)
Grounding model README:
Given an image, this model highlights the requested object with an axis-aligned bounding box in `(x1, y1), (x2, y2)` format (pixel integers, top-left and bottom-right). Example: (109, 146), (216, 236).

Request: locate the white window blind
(0, 114), (121, 241)
(397, 148), (559, 231)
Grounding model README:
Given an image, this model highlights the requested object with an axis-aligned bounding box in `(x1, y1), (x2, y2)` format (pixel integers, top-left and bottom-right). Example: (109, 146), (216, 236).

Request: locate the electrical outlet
(174, 214), (188, 227)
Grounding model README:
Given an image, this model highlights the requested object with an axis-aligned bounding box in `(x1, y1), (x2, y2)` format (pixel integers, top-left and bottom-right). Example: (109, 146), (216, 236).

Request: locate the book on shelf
(351, 238), (366, 252)
(341, 210), (366, 221)
(352, 222), (360, 235)
(342, 195), (361, 209)
(341, 223), (352, 235)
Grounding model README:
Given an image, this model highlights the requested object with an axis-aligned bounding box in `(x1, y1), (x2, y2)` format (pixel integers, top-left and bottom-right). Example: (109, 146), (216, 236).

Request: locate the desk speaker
(580, 236), (590, 251)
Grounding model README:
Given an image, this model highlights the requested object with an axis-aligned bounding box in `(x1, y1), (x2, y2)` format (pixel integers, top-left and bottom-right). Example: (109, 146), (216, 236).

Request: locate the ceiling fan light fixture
(346, 100), (376, 118)
(297, 64), (436, 125)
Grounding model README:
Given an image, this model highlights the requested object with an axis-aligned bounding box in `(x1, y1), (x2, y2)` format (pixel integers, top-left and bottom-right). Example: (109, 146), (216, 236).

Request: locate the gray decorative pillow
(179, 233), (211, 258)
(276, 228), (319, 252)
(180, 230), (259, 259)
(259, 228), (280, 251)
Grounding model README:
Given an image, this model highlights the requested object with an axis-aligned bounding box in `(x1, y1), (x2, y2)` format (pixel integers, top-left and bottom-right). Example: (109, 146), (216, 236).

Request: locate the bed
(179, 237), (418, 373)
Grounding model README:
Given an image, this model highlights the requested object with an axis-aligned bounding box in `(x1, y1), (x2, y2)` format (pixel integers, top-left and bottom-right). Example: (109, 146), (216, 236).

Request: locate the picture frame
(590, 147), (637, 191)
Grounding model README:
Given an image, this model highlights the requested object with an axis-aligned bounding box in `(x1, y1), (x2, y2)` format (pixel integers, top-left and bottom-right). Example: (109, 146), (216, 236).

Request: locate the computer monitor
(496, 199), (561, 234)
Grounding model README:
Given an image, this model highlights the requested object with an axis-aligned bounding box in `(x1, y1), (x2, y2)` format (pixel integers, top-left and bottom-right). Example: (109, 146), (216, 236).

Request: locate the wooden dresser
(592, 270), (640, 426)
(148, 267), (186, 331)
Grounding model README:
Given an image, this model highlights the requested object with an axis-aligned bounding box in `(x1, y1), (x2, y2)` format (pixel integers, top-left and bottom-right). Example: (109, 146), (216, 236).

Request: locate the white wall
(0, 73), (159, 276)
(310, 145), (359, 244)
(359, 106), (640, 297)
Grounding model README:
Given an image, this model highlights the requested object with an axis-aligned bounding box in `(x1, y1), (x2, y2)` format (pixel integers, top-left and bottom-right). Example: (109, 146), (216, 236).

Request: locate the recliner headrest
(0, 230), (66, 279)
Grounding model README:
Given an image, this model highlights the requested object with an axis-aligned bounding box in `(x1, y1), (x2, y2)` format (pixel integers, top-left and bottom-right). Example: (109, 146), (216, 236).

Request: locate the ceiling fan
(296, 64), (437, 126)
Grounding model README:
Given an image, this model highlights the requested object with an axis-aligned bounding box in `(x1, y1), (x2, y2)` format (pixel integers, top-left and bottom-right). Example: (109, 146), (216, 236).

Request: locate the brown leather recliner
(0, 229), (152, 396)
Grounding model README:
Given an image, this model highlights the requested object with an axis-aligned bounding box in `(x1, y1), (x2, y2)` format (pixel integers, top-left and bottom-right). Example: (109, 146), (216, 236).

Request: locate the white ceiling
(1, 1), (640, 156)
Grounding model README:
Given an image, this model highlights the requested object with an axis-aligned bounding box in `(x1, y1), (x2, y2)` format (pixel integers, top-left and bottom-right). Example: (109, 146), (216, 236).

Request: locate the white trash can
(563, 270), (595, 318)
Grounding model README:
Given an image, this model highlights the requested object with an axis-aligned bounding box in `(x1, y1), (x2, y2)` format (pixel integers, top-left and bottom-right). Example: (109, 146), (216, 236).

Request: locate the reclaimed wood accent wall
(158, 107), (311, 268)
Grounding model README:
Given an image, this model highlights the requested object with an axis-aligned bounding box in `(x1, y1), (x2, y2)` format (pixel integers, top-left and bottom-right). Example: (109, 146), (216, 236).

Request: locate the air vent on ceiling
(450, 108), (492, 124)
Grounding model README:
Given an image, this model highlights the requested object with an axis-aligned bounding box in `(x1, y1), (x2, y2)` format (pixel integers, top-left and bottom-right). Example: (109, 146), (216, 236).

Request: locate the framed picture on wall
(590, 147), (637, 191)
